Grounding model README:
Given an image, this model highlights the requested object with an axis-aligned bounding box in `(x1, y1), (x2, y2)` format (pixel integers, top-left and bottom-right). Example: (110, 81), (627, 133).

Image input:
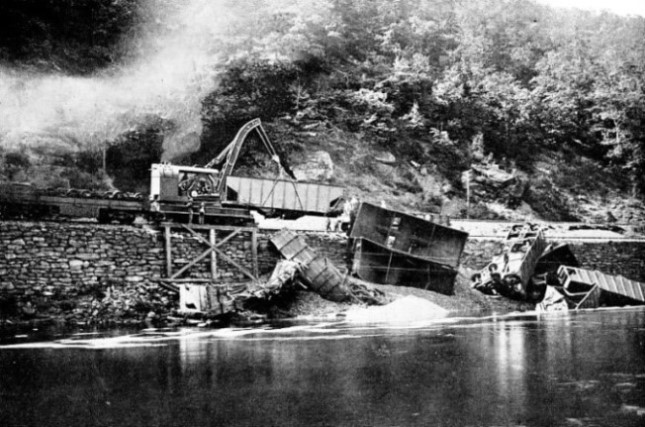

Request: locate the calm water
(1, 308), (644, 427)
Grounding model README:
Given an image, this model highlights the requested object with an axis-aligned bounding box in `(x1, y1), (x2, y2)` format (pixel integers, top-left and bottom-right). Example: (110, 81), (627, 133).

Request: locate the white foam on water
(344, 296), (450, 324)
(252, 323), (335, 334)
(301, 328), (344, 334)
(235, 334), (380, 342)
(0, 342), (153, 350)
(0, 328), (242, 349)
(5, 306), (619, 349)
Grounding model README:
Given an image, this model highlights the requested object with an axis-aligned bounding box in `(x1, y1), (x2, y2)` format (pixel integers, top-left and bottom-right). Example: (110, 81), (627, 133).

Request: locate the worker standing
(187, 198), (194, 224)
(347, 195), (360, 235)
(198, 203), (206, 225)
(150, 195), (164, 221)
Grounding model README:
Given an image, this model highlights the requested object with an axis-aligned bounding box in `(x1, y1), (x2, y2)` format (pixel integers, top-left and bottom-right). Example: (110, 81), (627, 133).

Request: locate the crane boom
(148, 118), (345, 219)
(209, 119), (295, 195)
(205, 119), (262, 169)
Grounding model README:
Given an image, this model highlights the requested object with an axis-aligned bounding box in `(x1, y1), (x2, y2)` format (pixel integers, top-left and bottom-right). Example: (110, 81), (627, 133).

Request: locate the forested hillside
(1, 0), (644, 222)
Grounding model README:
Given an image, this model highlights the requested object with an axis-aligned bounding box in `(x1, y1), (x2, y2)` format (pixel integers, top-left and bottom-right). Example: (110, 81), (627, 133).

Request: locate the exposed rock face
(574, 197), (645, 228)
(292, 150), (334, 181)
(374, 151), (396, 165)
(462, 163), (527, 207)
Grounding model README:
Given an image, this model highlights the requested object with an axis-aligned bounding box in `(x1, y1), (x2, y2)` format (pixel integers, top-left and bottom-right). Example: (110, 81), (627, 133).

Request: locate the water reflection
(1, 309), (644, 426)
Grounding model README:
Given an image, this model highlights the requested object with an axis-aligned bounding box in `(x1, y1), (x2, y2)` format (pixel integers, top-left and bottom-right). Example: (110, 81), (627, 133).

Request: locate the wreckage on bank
(349, 202), (469, 295)
(472, 223), (547, 300)
(175, 202), (471, 317)
(471, 223), (645, 312)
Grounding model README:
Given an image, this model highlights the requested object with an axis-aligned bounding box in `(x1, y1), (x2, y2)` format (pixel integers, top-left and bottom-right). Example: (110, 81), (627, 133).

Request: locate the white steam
(0, 0), (241, 160)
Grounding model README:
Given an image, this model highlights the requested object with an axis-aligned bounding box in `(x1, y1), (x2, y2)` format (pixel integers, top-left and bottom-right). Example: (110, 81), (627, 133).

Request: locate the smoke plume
(0, 0), (242, 160)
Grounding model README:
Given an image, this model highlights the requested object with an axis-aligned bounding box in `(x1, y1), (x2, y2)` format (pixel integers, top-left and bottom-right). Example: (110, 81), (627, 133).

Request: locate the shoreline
(0, 268), (534, 334)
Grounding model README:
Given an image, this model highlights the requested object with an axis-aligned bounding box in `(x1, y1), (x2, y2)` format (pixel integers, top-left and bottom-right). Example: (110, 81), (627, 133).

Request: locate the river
(1, 308), (644, 427)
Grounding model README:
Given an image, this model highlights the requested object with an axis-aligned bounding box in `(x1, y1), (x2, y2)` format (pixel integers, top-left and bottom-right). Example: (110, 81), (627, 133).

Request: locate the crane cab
(150, 163), (220, 203)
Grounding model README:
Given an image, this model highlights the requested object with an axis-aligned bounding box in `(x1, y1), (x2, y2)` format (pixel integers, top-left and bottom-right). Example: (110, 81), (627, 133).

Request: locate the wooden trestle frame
(159, 222), (259, 292)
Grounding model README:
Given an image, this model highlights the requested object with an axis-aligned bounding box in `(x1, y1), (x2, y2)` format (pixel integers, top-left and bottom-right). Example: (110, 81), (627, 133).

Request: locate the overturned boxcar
(349, 202), (468, 295)
(472, 223), (547, 300)
(270, 230), (351, 302)
(352, 238), (459, 295)
(555, 265), (645, 308)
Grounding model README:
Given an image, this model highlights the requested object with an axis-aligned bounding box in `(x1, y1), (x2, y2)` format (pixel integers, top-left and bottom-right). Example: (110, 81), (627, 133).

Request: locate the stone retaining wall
(1, 221), (644, 322)
(0, 222), (277, 323)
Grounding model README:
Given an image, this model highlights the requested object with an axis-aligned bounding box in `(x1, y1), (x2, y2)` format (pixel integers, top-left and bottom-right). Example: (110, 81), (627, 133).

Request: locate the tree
(3, 151), (31, 181)
(0, 0), (142, 73)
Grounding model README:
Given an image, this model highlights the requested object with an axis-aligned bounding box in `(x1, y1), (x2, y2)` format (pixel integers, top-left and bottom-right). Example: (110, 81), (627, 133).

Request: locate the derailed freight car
(554, 265), (645, 308)
(471, 223), (548, 300)
(349, 202), (469, 295)
(269, 230), (352, 302)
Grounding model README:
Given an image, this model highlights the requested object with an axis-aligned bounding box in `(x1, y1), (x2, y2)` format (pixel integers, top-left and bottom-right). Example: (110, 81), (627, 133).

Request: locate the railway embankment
(1, 220), (644, 327)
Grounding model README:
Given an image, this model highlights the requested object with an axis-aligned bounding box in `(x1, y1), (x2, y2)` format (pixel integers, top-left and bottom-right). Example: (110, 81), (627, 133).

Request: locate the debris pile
(169, 229), (389, 325)
(471, 223), (645, 312)
(67, 283), (176, 327)
(270, 230), (388, 306)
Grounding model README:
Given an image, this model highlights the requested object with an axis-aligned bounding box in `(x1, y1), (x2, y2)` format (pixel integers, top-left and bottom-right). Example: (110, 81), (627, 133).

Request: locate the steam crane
(0, 119), (344, 225)
(149, 118), (344, 223)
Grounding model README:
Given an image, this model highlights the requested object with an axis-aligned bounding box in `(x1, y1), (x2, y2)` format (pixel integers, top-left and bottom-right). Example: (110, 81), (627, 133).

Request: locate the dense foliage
(201, 0), (645, 195)
(1, 0), (644, 205)
(0, 0), (141, 73)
